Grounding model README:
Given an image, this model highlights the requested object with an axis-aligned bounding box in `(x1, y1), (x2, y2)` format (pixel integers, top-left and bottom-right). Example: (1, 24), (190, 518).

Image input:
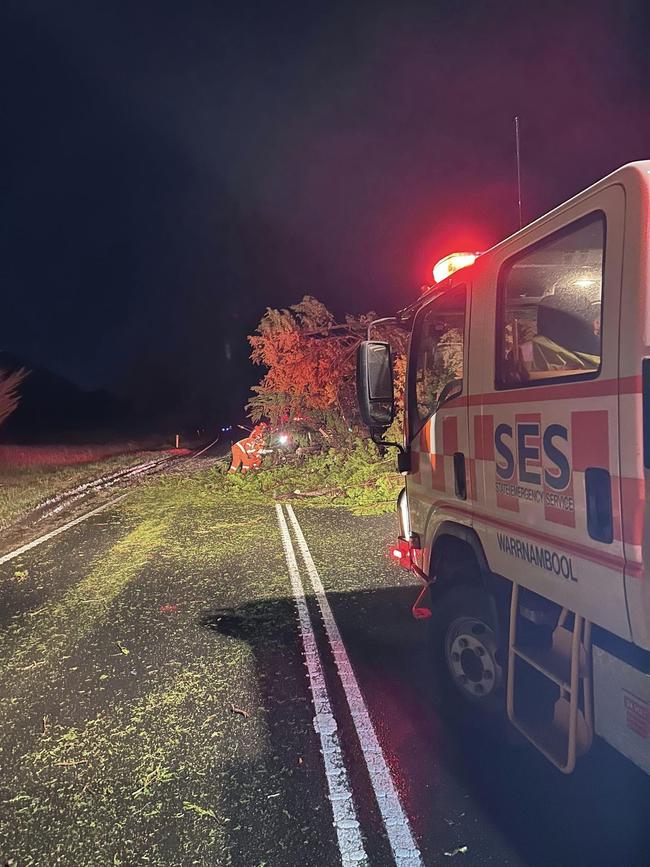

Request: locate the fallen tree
(247, 294), (405, 448)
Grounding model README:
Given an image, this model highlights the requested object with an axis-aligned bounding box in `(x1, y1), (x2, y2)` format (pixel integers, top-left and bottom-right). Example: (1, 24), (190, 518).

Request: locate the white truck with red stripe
(356, 161), (650, 773)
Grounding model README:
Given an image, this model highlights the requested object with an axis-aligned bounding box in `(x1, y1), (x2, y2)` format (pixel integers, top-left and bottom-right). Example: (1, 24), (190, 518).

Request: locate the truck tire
(429, 585), (507, 722)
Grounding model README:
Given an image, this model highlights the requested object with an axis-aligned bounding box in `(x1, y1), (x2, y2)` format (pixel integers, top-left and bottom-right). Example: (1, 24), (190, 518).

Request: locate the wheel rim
(445, 615), (500, 700)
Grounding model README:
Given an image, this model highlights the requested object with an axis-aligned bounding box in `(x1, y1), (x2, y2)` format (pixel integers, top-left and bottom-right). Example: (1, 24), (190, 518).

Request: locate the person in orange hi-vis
(228, 423), (267, 473)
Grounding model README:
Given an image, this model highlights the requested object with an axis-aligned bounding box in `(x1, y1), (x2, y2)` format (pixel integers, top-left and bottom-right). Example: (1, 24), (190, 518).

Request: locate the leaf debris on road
(183, 801), (217, 819)
(230, 702), (250, 719)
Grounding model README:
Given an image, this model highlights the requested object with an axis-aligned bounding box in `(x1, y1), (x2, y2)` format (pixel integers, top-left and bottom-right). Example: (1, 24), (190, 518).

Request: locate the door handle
(453, 452), (467, 500)
(585, 467), (613, 543)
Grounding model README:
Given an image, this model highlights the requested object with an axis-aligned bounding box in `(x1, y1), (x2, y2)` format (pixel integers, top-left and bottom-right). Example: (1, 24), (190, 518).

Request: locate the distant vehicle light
(432, 252), (477, 284)
(278, 433), (289, 444)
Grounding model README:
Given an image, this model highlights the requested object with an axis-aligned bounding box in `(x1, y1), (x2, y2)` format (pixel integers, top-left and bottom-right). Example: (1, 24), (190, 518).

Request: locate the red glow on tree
(247, 295), (405, 436)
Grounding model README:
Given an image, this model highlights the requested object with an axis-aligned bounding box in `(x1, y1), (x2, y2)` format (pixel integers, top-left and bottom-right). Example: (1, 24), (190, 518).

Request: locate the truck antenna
(514, 115), (523, 229)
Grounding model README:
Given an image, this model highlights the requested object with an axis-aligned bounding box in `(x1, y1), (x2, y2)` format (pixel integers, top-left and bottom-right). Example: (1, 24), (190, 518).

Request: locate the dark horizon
(3, 0), (650, 425)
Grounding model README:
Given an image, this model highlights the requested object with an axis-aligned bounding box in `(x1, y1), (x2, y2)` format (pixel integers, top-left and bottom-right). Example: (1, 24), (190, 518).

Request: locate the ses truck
(357, 161), (650, 774)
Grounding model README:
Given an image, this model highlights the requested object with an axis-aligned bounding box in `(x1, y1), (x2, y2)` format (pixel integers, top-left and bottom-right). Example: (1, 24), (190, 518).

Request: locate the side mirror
(356, 341), (395, 432)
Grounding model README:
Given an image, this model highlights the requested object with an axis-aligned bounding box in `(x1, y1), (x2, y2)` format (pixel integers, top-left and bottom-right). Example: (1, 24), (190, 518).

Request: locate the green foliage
(218, 441), (402, 515)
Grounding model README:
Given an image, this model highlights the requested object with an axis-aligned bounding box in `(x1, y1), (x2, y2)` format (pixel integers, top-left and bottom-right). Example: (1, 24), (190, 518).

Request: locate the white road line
(0, 495), (128, 566)
(286, 504), (424, 867)
(275, 504), (368, 866)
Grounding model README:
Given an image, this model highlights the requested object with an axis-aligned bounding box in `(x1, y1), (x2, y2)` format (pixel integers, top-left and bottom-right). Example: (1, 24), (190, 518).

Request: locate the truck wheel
(429, 585), (506, 719)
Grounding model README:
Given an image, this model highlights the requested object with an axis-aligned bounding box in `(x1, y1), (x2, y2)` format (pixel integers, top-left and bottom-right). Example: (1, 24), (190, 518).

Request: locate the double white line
(276, 504), (423, 867)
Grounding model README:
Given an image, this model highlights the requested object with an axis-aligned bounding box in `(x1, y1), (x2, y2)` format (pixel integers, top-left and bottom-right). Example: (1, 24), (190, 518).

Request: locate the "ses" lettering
(494, 422), (570, 490)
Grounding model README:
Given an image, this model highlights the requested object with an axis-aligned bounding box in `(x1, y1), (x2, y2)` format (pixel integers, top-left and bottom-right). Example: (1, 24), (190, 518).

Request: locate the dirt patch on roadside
(0, 447), (232, 560)
(0, 458), (175, 559)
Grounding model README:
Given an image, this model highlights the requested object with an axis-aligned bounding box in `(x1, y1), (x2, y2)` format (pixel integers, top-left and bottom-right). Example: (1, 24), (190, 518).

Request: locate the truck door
(472, 188), (630, 639)
(405, 284), (471, 576)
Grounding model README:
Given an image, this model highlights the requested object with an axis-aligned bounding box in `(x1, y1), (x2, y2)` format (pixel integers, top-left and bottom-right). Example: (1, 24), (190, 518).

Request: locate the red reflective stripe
(442, 415), (458, 455)
(417, 379), (639, 426)
(620, 476), (646, 547)
(466, 375), (641, 407)
(431, 500), (643, 577)
(473, 414), (494, 461)
(571, 410), (610, 472)
(496, 490), (520, 513)
(430, 453), (446, 492)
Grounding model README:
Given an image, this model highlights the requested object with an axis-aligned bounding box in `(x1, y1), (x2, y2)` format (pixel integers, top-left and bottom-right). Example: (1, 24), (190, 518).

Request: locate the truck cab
(357, 161), (650, 774)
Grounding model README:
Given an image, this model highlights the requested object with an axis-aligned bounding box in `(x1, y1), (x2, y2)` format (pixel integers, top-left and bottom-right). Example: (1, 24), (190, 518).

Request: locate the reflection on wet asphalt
(291, 506), (650, 867)
(0, 468), (648, 866)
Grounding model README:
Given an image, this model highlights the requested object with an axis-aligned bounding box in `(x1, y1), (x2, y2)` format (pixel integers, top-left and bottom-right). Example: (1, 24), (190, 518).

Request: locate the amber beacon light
(432, 252), (478, 284)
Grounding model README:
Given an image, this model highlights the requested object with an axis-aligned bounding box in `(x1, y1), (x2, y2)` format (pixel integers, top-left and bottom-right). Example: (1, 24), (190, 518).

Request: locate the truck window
(410, 286), (466, 432)
(496, 211), (605, 388)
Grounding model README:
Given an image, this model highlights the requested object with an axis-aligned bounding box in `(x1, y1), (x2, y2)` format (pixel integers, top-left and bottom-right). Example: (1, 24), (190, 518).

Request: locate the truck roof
(396, 160), (650, 323)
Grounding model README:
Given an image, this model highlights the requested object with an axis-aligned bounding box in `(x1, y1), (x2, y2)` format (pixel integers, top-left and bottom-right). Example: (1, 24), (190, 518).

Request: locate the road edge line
(275, 504), (368, 867)
(285, 504), (424, 867)
(0, 495), (128, 566)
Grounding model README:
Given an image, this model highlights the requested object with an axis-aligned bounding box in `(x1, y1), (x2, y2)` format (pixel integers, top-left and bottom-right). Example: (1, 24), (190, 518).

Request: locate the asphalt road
(0, 452), (648, 866)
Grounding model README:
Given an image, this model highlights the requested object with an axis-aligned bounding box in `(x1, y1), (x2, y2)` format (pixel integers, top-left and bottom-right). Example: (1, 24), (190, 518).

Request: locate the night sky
(2, 1), (650, 425)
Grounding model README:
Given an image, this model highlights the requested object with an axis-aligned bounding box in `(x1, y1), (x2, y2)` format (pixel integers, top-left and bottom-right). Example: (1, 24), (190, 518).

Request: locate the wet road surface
(0, 459), (648, 866)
